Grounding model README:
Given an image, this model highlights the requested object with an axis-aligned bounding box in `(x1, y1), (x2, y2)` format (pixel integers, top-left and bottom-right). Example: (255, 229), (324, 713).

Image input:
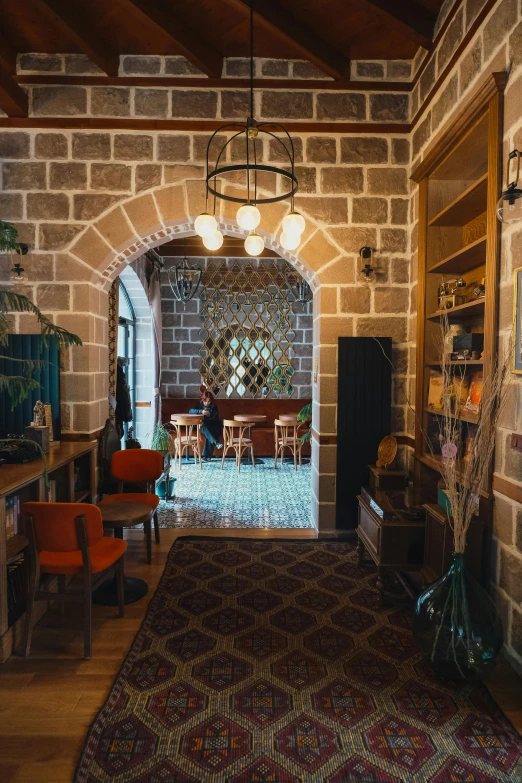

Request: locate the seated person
(189, 389), (223, 461)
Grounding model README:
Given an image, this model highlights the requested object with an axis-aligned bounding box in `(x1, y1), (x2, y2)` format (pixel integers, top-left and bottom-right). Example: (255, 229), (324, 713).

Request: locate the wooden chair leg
(251, 443), (255, 468)
(145, 518), (152, 564)
(83, 574), (92, 660)
(116, 558), (125, 618)
(153, 511), (160, 544)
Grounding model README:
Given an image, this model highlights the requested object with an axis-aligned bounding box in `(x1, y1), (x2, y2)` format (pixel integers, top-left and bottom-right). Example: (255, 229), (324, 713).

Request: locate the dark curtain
(137, 253), (163, 426)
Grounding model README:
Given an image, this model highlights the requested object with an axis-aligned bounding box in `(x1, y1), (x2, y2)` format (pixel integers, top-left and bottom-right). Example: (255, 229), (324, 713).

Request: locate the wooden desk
(0, 440), (97, 662)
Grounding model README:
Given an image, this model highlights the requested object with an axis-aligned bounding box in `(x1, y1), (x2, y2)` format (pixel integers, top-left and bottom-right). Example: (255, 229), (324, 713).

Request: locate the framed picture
(515, 266), (522, 374)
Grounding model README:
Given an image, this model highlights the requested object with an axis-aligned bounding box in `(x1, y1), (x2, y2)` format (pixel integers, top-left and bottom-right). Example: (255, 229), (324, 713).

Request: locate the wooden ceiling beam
(30, 0), (120, 76)
(121, 0), (223, 78)
(225, 0), (350, 80)
(0, 29), (19, 74)
(156, 237), (280, 258)
(365, 0), (436, 49)
(0, 63), (28, 116)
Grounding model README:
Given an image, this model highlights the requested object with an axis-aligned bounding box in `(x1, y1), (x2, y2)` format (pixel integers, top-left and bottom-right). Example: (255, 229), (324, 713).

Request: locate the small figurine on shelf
(33, 400), (45, 426)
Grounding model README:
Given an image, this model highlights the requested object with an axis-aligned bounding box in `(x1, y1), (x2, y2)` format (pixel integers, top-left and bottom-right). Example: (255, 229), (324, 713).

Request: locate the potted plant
(414, 315), (510, 682)
(297, 402), (312, 443)
(149, 422), (176, 499)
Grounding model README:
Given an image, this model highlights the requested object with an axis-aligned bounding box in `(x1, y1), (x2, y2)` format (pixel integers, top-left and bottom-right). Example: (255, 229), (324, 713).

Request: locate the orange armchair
(21, 502), (126, 660)
(98, 449), (163, 563)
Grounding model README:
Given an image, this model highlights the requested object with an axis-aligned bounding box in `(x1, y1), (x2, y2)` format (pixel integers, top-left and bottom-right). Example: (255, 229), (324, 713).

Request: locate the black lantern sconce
(359, 246), (375, 283)
(168, 258), (202, 304)
(497, 149), (522, 222)
(10, 242), (29, 283)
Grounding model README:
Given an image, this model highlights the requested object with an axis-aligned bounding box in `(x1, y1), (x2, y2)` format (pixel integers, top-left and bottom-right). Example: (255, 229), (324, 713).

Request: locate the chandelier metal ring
(206, 164), (298, 204)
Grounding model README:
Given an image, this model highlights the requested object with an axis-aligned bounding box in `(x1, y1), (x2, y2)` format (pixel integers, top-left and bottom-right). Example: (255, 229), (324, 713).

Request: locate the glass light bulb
(195, 212), (218, 237)
(236, 203), (261, 231)
(244, 232), (264, 256)
(496, 194), (522, 222)
(202, 229), (224, 251)
(282, 211), (305, 237)
(280, 231), (301, 251)
(10, 264), (27, 283)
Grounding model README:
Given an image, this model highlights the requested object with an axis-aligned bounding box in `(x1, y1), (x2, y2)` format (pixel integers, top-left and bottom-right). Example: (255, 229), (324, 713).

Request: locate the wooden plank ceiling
(0, 0), (444, 115)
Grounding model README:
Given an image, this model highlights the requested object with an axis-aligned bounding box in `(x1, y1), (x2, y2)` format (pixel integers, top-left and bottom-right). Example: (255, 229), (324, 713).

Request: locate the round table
(233, 415), (267, 463)
(93, 501), (153, 606)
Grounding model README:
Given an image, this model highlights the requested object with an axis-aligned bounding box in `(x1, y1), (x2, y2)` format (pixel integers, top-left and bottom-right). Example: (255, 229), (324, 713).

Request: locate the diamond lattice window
(199, 260), (297, 398)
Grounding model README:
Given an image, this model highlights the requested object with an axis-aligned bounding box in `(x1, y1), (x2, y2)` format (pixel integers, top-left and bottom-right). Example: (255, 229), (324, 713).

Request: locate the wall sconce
(167, 257), (202, 303)
(359, 246), (375, 284)
(9, 243), (29, 283)
(497, 149), (522, 222)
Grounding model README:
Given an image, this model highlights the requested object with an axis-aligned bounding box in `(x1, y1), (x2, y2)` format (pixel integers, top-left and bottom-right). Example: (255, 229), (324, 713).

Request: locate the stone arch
(59, 175), (345, 532)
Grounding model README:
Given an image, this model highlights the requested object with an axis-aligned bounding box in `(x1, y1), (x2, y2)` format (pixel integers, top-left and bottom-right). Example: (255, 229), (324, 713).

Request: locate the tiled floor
(158, 457), (313, 529)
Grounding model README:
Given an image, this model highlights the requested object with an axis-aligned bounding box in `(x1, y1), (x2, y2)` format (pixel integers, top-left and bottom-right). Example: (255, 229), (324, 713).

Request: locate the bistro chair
(274, 418), (304, 470)
(170, 416), (204, 471)
(221, 419), (255, 472)
(21, 502), (126, 660)
(99, 449), (163, 563)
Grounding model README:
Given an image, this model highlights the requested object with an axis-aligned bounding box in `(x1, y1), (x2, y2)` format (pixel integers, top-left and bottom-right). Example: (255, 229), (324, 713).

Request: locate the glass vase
(414, 553), (503, 683)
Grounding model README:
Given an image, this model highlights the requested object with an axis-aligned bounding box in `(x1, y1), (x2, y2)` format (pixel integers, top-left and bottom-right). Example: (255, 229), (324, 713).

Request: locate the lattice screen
(199, 260), (297, 398)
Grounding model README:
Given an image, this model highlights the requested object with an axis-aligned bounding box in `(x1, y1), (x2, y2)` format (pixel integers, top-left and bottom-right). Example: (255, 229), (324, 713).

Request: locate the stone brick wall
(410, 0), (522, 674)
(159, 256), (313, 400)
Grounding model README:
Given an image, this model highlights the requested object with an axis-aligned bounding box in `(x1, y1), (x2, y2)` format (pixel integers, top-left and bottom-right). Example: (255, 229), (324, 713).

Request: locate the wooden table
(93, 501), (153, 606)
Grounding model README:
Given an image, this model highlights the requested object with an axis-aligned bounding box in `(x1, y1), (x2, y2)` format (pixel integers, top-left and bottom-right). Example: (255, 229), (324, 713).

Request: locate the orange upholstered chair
(99, 449), (163, 563)
(21, 502), (126, 660)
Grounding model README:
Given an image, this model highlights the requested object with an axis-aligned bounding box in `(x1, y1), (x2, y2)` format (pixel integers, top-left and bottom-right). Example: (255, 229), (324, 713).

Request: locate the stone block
(36, 283), (70, 311)
(50, 162), (87, 190)
(163, 164), (204, 184)
(0, 132), (30, 159)
(96, 207), (138, 251)
(352, 197), (387, 224)
(0, 193), (23, 220)
(261, 91), (313, 119)
(357, 316), (407, 342)
(172, 90), (218, 118)
(35, 133), (68, 159)
(91, 87), (130, 117)
(504, 433), (522, 483)
(27, 192), (70, 220)
(300, 230), (340, 271)
(135, 88), (169, 118)
(90, 163), (132, 191)
(390, 258), (409, 284)
(419, 57), (436, 103)
(72, 133), (111, 160)
(387, 61), (411, 79)
(317, 256), (355, 285)
(391, 138), (409, 165)
(460, 37), (482, 93)
(136, 164), (162, 193)
(374, 287), (409, 313)
(292, 166), (316, 194)
(500, 547), (522, 603)
(432, 74), (458, 132)
(437, 9), (463, 73)
(114, 134), (153, 160)
(32, 86), (87, 116)
(19, 53), (62, 72)
(356, 61), (384, 78)
(412, 113), (431, 158)
(306, 137), (337, 163)
(165, 56), (204, 76)
(391, 198), (409, 225)
(494, 494), (514, 546)
(317, 93), (366, 120)
(193, 133), (228, 162)
(483, 0), (517, 61)
(221, 90), (250, 118)
(268, 137), (303, 162)
(340, 137), (388, 164)
(73, 194), (120, 221)
(3, 162), (46, 190)
(294, 196), (347, 224)
(340, 287), (371, 313)
(367, 168), (408, 195)
(64, 54), (104, 75)
(329, 226), (377, 254)
(318, 316), (353, 344)
(262, 59), (289, 77)
(123, 193), (163, 237)
(381, 228), (407, 253)
(154, 184), (187, 226)
(225, 58), (250, 77)
(292, 61), (327, 79)
(39, 223), (83, 251)
(316, 286), (337, 314)
(157, 134), (191, 162)
(370, 94), (409, 122)
(321, 167), (363, 194)
(466, 0), (488, 28)
(122, 55), (161, 75)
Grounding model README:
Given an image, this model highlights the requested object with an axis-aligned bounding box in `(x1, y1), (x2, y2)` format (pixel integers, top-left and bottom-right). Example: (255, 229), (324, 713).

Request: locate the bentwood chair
(21, 502), (126, 660)
(221, 419), (255, 472)
(274, 418), (304, 470)
(170, 416), (204, 470)
(99, 449), (163, 563)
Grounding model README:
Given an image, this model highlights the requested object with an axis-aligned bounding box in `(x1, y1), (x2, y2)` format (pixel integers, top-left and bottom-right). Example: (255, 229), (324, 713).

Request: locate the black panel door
(335, 336), (392, 529)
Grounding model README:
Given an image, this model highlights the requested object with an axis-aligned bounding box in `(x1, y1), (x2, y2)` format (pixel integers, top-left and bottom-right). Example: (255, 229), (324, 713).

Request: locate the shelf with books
(426, 298), (485, 321)
(424, 406), (479, 425)
(425, 360), (483, 367)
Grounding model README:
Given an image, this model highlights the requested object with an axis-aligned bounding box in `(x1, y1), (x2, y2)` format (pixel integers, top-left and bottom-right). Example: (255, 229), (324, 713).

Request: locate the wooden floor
(0, 526), (521, 783)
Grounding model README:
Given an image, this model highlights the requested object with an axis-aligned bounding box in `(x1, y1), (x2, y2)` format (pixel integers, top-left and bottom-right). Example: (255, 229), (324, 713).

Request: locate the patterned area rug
(74, 538), (522, 782)
(158, 461), (313, 529)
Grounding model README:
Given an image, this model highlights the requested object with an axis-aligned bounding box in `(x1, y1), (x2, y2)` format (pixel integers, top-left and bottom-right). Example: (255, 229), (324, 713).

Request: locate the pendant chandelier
(194, 0), (305, 256)
(167, 257), (202, 303)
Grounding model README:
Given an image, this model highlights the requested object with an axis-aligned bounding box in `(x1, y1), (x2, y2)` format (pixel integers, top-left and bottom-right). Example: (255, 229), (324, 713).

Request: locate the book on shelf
(5, 495), (20, 537)
(7, 552), (28, 627)
(465, 370), (483, 413)
(427, 373), (444, 409)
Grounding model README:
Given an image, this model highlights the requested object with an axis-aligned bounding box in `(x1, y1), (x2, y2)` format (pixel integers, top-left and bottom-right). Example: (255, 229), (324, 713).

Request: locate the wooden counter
(0, 440), (97, 662)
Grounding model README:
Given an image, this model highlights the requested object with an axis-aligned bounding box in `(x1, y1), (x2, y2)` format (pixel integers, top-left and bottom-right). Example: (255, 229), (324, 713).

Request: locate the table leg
(145, 517), (152, 564)
(93, 527), (149, 606)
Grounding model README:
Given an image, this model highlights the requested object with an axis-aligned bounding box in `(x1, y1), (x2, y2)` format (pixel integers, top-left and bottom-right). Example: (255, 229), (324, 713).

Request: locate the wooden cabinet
(0, 441), (97, 662)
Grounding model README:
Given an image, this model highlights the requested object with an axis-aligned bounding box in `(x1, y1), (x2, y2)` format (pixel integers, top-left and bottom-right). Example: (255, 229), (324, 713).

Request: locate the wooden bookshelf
(411, 73), (505, 584)
(0, 440), (97, 663)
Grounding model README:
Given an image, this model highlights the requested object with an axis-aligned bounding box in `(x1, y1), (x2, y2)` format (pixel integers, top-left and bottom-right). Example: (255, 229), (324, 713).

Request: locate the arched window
(117, 279), (136, 437)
